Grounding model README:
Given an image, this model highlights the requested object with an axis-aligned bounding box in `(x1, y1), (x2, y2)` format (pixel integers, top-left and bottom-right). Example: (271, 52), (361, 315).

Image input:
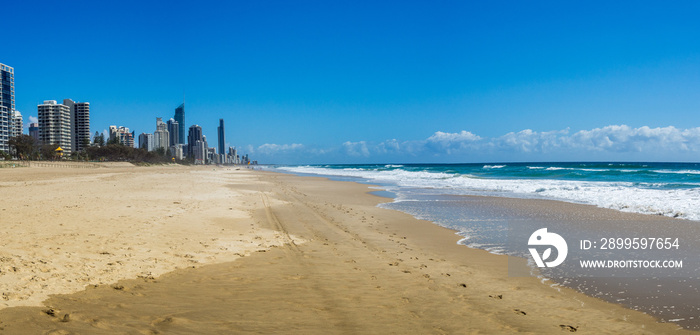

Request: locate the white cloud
(427, 130), (481, 143)
(424, 130), (482, 155)
(564, 125), (700, 153)
(244, 125), (700, 163)
(424, 125), (700, 157)
(28, 116), (38, 123)
(256, 143), (304, 155)
(494, 128), (569, 153)
(376, 139), (401, 154)
(343, 141), (370, 157)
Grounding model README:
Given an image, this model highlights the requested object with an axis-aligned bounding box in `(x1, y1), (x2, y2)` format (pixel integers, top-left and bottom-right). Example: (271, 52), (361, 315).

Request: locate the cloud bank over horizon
(248, 125), (700, 164)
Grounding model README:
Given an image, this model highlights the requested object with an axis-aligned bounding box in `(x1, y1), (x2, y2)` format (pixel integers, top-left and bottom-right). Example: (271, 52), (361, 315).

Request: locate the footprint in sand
(45, 330), (70, 335)
(513, 309), (527, 315)
(42, 307), (60, 317)
(559, 325), (578, 332)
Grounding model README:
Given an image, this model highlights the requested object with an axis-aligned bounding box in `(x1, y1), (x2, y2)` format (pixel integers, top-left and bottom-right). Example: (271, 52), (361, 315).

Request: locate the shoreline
(289, 170), (700, 331)
(370, 181), (700, 330)
(0, 167), (694, 333)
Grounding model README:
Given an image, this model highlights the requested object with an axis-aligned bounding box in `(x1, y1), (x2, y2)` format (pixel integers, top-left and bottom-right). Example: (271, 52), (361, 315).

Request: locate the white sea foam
(530, 166), (611, 172)
(483, 165), (506, 169)
(653, 169), (700, 175)
(278, 166), (700, 221)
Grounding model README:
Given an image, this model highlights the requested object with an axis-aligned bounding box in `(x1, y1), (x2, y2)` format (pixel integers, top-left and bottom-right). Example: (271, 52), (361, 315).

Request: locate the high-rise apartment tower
(217, 119), (225, 155)
(38, 100), (72, 153)
(63, 99), (90, 152)
(174, 103), (185, 145)
(167, 118), (179, 147)
(0, 63), (15, 152)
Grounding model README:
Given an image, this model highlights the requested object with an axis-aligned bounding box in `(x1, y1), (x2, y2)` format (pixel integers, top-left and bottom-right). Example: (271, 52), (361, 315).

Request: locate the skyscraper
(154, 117), (169, 150)
(29, 122), (39, 142)
(0, 63), (15, 153)
(0, 104), (8, 153)
(167, 118), (179, 146)
(38, 100), (72, 153)
(63, 99), (90, 152)
(138, 133), (154, 151)
(217, 118), (225, 155)
(0, 63), (15, 111)
(37, 99), (90, 155)
(187, 124), (202, 159)
(10, 110), (22, 138)
(174, 103), (185, 145)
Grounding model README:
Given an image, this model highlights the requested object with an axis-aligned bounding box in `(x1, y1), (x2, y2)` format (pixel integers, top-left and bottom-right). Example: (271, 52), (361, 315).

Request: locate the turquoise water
(276, 162), (700, 220)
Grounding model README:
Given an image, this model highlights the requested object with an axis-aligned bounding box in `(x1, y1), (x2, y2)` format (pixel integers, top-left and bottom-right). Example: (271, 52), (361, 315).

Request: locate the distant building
(187, 124), (203, 159)
(63, 99), (90, 152)
(217, 118), (225, 155)
(36, 98), (90, 155)
(10, 110), (22, 138)
(192, 140), (206, 164)
(226, 147), (238, 164)
(38, 100), (72, 153)
(0, 105), (8, 153)
(207, 147), (217, 164)
(109, 125), (134, 147)
(167, 118), (179, 146)
(170, 144), (184, 160)
(154, 117), (169, 150)
(174, 103), (185, 145)
(0, 63), (15, 152)
(29, 122), (39, 142)
(139, 133), (154, 151)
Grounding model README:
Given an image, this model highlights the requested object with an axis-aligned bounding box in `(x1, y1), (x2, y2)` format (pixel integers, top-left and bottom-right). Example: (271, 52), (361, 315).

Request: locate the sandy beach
(0, 164), (693, 334)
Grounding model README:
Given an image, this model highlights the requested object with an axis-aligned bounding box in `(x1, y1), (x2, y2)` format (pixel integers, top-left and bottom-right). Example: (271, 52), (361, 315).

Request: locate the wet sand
(0, 165), (693, 334)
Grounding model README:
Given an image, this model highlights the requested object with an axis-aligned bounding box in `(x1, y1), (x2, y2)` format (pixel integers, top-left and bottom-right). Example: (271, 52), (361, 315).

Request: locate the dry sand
(0, 164), (693, 334)
(0, 165), (297, 308)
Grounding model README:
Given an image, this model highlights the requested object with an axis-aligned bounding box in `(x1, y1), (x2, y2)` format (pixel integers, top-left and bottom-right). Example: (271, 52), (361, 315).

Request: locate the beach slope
(0, 167), (691, 334)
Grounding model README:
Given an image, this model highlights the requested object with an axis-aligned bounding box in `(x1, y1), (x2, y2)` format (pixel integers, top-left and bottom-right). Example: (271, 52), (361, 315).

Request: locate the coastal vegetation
(3, 134), (180, 164)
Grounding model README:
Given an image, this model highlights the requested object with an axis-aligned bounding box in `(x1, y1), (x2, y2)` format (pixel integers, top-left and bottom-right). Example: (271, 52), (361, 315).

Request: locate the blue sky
(4, 1), (700, 164)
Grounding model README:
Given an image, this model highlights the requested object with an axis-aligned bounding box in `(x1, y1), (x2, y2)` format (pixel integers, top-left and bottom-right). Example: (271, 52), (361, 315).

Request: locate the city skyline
(4, 1), (700, 164)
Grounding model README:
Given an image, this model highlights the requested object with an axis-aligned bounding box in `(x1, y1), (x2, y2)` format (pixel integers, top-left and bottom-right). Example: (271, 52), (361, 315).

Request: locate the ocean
(268, 162), (700, 329)
(275, 162), (700, 220)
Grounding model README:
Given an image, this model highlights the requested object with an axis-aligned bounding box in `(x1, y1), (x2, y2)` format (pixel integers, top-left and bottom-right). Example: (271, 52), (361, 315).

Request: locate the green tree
(9, 135), (36, 160)
(106, 136), (120, 146)
(40, 144), (60, 160)
(155, 147), (166, 157)
(93, 131), (105, 146)
(81, 137), (91, 150)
